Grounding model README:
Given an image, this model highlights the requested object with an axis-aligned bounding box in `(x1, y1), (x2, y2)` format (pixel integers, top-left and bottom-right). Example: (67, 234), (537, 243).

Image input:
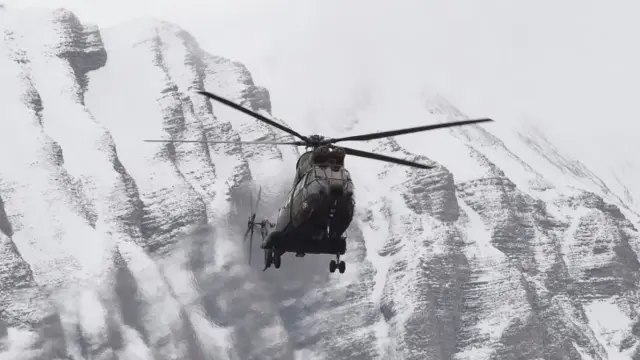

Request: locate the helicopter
(145, 90), (493, 273)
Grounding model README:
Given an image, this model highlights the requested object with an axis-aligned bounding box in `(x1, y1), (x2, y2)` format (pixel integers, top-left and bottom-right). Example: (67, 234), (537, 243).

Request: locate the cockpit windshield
(311, 166), (352, 182)
(304, 165), (354, 196)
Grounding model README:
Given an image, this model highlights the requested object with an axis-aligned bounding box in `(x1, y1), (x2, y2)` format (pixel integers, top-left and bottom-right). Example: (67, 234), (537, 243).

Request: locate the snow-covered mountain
(1, 5), (639, 360)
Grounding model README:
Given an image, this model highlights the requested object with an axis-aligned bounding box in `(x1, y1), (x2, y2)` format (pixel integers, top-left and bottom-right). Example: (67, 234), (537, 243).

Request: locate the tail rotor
(243, 186), (262, 265)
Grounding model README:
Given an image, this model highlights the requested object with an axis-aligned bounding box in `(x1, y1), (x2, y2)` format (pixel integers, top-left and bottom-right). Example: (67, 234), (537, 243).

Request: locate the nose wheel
(329, 255), (346, 274)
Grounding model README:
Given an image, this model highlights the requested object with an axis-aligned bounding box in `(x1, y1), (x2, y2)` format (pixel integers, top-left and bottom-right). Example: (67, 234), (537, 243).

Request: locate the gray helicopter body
(260, 147), (355, 268)
(145, 90), (494, 274)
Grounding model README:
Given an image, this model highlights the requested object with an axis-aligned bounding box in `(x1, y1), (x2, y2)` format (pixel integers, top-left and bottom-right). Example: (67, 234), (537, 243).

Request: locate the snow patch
(584, 298), (635, 360)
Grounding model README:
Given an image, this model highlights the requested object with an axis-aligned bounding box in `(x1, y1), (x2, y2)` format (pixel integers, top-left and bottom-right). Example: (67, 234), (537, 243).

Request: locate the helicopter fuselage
(261, 146), (355, 256)
(145, 90), (493, 273)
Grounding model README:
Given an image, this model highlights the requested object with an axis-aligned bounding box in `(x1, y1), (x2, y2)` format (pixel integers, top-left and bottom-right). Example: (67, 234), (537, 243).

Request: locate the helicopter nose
(329, 182), (343, 196)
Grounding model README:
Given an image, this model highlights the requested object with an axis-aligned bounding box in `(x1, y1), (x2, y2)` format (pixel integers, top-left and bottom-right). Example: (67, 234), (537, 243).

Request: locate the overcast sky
(4, 0), (640, 166)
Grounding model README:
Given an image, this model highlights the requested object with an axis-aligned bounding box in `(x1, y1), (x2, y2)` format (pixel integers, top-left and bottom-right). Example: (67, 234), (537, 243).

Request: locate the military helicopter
(145, 90), (493, 273)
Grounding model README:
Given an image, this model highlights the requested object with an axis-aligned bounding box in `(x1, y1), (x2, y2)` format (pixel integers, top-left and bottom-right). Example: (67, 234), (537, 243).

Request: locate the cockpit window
(305, 171), (314, 185)
(313, 167), (327, 179)
(294, 176), (305, 196)
(284, 188), (293, 207)
(328, 168), (346, 180)
(310, 166), (352, 182)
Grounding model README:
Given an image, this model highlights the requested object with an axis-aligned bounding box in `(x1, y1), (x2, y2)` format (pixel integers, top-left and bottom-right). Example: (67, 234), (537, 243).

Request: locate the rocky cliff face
(1, 6), (639, 360)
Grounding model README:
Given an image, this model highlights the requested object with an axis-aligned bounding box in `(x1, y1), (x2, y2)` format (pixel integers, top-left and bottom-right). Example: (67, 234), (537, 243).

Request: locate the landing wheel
(274, 253), (281, 269)
(338, 261), (346, 273)
(329, 260), (337, 273)
(264, 249), (272, 269)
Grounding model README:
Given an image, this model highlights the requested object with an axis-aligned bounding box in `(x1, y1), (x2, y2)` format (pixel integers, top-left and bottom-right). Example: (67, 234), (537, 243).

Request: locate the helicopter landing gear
(274, 253), (281, 269)
(329, 254), (346, 274)
(263, 249), (282, 271)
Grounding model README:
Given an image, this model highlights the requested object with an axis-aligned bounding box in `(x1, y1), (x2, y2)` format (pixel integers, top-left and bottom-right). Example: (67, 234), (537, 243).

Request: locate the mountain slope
(0, 6), (639, 360)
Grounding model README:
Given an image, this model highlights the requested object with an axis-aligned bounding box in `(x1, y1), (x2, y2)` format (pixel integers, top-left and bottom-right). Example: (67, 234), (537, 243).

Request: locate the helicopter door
(291, 174), (307, 226)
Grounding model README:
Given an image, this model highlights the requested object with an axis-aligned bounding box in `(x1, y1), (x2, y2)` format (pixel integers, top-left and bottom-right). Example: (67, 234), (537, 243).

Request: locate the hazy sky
(4, 0), (640, 165)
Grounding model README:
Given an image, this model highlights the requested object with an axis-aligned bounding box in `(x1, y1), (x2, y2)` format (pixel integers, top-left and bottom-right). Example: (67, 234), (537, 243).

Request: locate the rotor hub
(306, 134), (326, 148)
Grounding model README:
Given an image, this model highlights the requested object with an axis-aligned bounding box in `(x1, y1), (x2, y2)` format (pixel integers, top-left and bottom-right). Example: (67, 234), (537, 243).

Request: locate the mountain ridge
(0, 6), (639, 360)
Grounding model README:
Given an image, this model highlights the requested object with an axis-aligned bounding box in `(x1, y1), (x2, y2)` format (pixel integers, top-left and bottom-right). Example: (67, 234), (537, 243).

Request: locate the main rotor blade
(327, 118), (494, 143)
(144, 139), (304, 145)
(196, 90), (309, 142)
(340, 146), (436, 169)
